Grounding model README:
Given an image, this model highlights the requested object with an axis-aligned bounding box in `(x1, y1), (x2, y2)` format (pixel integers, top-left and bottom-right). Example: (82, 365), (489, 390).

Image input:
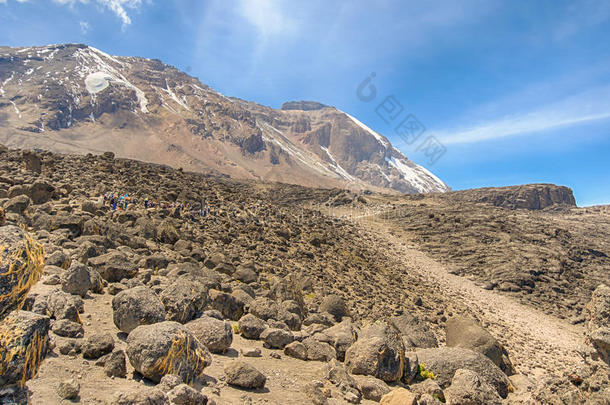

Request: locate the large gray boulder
(414, 347), (511, 398)
(446, 316), (514, 375)
(584, 284), (610, 364)
(390, 313), (438, 349)
(248, 297), (279, 321)
(224, 360), (266, 389)
(185, 315), (233, 353)
(112, 286), (166, 333)
(313, 318), (357, 361)
(126, 321), (212, 383)
(61, 264), (94, 297)
(160, 275), (208, 324)
(344, 320), (405, 383)
(89, 251), (137, 282)
(208, 289), (245, 321)
(319, 294), (349, 322)
(0, 226), (45, 320)
(237, 314), (267, 339)
(443, 368), (502, 405)
(0, 310), (50, 386)
(260, 328), (294, 349)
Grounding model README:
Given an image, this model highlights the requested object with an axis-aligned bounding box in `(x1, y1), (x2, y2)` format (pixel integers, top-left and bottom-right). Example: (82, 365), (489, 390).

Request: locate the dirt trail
(358, 217), (586, 379)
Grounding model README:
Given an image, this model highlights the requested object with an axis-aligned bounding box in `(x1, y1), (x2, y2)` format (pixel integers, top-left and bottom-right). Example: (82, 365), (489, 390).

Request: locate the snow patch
(385, 155), (447, 193)
(321, 146), (355, 181)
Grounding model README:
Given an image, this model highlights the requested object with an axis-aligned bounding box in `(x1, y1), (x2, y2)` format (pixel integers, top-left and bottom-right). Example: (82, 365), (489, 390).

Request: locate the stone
(353, 375), (391, 402)
(224, 360), (266, 389)
(241, 347), (262, 358)
(105, 349), (127, 378)
(345, 320), (405, 383)
(89, 251), (138, 282)
(167, 384), (208, 405)
(0, 310), (50, 386)
(61, 263), (94, 297)
(390, 313), (438, 349)
(3, 195), (31, 215)
(322, 360), (361, 403)
(157, 374), (184, 393)
(584, 284), (610, 364)
(302, 380), (329, 405)
(314, 318), (356, 361)
(415, 347), (510, 398)
(237, 314), (267, 339)
(248, 297), (279, 321)
(160, 275), (208, 324)
(126, 321), (212, 383)
(443, 368), (502, 405)
(284, 341), (307, 360)
(114, 388), (170, 405)
(409, 379), (444, 402)
(112, 286), (166, 333)
(379, 388), (417, 405)
(445, 315), (514, 374)
(302, 337), (336, 362)
(319, 294), (349, 322)
(82, 332), (115, 360)
(260, 327), (294, 349)
(0, 225), (45, 320)
(208, 289), (245, 321)
(185, 315), (233, 353)
(57, 378), (80, 400)
(51, 319), (84, 338)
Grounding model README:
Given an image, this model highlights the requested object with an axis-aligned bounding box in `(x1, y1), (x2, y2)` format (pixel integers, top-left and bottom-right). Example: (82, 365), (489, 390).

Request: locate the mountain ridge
(0, 43), (449, 194)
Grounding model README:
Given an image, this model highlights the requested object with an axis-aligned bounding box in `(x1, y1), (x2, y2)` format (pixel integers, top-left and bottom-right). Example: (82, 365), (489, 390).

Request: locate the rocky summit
(0, 145), (608, 404)
(0, 44), (448, 195)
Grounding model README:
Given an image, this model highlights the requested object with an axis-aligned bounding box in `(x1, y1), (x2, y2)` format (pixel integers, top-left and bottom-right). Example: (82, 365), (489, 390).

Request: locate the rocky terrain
(0, 44), (448, 194)
(0, 146), (608, 404)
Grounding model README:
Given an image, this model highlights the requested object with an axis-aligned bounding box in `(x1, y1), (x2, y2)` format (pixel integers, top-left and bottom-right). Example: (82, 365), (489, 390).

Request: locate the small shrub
(418, 363), (437, 381)
(232, 324), (241, 335)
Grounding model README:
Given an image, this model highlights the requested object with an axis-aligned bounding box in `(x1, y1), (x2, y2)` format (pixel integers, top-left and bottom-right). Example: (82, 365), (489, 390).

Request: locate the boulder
(82, 332), (114, 359)
(51, 319), (84, 338)
(0, 226), (45, 320)
(57, 378), (80, 400)
(379, 388), (417, 405)
(584, 284), (610, 364)
(160, 275), (208, 324)
(89, 251), (138, 282)
(61, 264), (94, 297)
(233, 265), (258, 284)
(224, 360), (266, 389)
(415, 347), (510, 398)
(3, 195), (31, 215)
(322, 360), (361, 403)
(42, 290), (83, 322)
(303, 312), (335, 327)
(319, 294), (349, 322)
(302, 337), (336, 362)
(284, 341), (308, 360)
(446, 316), (514, 374)
(0, 310), (50, 386)
(208, 289), (245, 321)
(390, 313), (438, 349)
(302, 380), (329, 405)
(185, 315), (233, 353)
(167, 384), (208, 405)
(443, 368), (502, 405)
(409, 379), (444, 402)
(314, 318), (357, 361)
(126, 321), (212, 383)
(112, 286), (166, 333)
(104, 349), (127, 378)
(353, 374), (391, 402)
(238, 314), (267, 339)
(248, 297), (279, 321)
(260, 328), (294, 349)
(345, 320), (405, 382)
(29, 181), (55, 204)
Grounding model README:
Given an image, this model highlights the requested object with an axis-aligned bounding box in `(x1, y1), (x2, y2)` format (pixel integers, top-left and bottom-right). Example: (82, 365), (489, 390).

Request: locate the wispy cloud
(79, 20), (90, 34)
(436, 85), (610, 144)
(1, 0), (146, 26)
(237, 0), (296, 39)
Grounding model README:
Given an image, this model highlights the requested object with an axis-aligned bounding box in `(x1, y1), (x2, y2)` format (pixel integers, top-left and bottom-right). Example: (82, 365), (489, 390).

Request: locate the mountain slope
(0, 43), (448, 193)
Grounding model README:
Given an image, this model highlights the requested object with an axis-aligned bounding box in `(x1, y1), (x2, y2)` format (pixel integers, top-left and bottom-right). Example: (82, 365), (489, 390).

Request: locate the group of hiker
(101, 192), (212, 217)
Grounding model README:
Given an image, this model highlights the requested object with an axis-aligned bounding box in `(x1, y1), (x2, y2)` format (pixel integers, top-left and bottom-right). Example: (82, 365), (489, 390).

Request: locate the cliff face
(0, 44), (448, 194)
(448, 184), (577, 210)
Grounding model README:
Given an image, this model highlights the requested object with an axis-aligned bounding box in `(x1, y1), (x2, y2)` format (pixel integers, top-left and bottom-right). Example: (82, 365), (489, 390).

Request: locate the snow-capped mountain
(0, 43), (449, 194)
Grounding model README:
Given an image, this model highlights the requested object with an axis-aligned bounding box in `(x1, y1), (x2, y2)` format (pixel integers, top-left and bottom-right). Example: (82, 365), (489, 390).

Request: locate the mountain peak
(281, 100), (329, 111)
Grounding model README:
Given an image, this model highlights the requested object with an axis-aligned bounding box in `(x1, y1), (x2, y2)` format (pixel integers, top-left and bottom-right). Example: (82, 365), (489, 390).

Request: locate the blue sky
(1, 0), (609, 205)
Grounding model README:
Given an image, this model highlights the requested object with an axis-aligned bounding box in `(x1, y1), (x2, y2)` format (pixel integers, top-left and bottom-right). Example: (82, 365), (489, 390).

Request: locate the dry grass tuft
(0, 231), (45, 320)
(152, 331), (210, 384)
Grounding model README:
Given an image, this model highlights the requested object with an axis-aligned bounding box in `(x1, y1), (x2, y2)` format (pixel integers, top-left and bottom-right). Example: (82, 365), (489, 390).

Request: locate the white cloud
(238, 0), (295, 39)
(79, 20), (90, 34)
(436, 85), (610, 144)
(2, 0), (146, 26)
